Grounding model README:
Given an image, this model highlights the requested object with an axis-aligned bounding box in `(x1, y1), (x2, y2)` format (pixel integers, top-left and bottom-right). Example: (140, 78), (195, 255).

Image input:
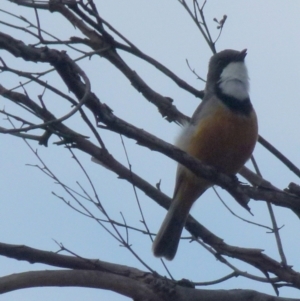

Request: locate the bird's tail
(152, 171), (210, 260)
(152, 195), (192, 260)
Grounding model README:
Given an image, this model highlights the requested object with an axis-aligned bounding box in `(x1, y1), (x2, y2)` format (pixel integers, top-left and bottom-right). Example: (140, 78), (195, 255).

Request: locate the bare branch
(0, 242), (298, 301)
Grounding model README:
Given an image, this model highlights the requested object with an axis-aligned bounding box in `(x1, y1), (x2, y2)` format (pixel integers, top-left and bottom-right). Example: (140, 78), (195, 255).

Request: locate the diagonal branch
(2, 84), (300, 283)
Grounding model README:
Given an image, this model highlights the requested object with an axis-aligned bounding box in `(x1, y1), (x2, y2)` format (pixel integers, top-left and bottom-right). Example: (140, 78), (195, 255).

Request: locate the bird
(152, 49), (258, 260)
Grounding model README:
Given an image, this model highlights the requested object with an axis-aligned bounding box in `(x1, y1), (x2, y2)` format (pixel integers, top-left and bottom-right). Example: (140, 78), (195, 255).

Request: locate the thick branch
(185, 217), (300, 287)
(0, 269), (162, 301)
(0, 242), (298, 301)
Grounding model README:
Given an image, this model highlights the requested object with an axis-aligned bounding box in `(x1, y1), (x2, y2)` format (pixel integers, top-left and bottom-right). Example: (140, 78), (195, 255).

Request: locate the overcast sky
(1, 1), (300, 300)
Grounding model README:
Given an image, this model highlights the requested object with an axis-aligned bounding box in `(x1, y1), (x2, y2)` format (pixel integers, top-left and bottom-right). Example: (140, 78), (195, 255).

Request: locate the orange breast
(187, 103), (258, 175)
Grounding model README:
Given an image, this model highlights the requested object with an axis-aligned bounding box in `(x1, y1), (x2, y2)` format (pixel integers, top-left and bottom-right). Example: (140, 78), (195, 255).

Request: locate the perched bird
(152, 49), (258, 260)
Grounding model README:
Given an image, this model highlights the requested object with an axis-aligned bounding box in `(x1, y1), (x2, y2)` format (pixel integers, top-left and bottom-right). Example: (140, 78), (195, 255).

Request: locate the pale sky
(1, 1), (300, 300)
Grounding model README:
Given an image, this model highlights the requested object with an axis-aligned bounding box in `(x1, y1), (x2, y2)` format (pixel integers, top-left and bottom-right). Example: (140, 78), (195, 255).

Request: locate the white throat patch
(219, 62), (249, 100)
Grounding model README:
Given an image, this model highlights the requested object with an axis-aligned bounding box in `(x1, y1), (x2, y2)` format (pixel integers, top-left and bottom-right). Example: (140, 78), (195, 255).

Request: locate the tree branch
(0, 242), (298, 301)
(0, 269), (163, 301)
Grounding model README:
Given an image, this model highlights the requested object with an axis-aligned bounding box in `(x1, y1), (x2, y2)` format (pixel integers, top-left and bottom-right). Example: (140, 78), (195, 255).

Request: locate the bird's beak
(239, 49), (247, 60)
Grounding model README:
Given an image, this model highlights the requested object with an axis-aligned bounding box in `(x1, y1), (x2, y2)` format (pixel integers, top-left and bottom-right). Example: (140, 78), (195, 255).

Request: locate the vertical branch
(250, 156), (287, 266)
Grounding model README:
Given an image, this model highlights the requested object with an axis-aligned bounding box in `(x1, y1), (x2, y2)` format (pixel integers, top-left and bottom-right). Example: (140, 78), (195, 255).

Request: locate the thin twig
(250, 156), (287, 266)
(213, 186), (273, 231)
